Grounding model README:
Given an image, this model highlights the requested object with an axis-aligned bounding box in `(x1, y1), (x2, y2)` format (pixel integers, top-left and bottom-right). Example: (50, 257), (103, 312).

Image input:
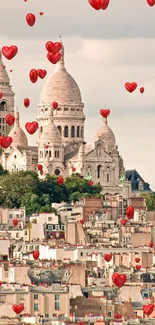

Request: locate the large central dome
(40, 43), (82, 105)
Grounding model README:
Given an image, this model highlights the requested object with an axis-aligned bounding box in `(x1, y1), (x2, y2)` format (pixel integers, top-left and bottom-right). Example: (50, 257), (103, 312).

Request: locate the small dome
(96, 118), (116, 151)
(9, 109), (28, 147)
(40, 43), (82, 105)
(40, 107), (62, 144)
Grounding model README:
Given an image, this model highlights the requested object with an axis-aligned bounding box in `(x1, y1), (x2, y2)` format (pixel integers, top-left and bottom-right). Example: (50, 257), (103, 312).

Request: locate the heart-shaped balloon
(147, 0), (155, 6)
(115, 314), (122, 320)
(104, 253), (112, 262)
(52, 101), (58, 109)
(136, 265), (141, 270)
(47, 52), (61, 64)
(13, 219), (18, 227)
(143, 304), (154, 315)
(33, 250), (40, 260)
(88, 180), (93, 186)
(24, 98), (30, 108)
(0, 136), (12, 148)
(0, 281), (3, 286)
(125, 82), (137, 93)
(0, 92), (3, 99)
(26, 13), (36, 26)
(39, 12), (44, 16)
(149, 242), (153, 248)
(12, 304), (24, 314)
(5, 114), (15, 126)
(135, 257), (140, 263)
(80, 219), (85, 225)
(37, 164), (43, 171)
(58, 176), (64, 186)
(37, 69), (47, 79)
(140, 87), (144, 93)
(88, 0), (109, 10)
(100, 109), (110, 118)
(2, 46), (18, 60)
(72, 167), (76, 172)
(25, 121), (38, 134)
(112, 273), (126, 287)
(120, 218), (127, 226)
(29, 69), (38, 83)
(45, 41), (62, 54)
(126, 206), (134, 219)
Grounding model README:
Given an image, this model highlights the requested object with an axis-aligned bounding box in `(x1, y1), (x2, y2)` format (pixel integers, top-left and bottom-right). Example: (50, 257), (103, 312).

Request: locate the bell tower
(0, 51), (15, 136)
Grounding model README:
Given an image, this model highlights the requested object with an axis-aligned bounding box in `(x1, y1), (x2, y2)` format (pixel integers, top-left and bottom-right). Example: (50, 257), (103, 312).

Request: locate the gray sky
(1, 0), (155, 189)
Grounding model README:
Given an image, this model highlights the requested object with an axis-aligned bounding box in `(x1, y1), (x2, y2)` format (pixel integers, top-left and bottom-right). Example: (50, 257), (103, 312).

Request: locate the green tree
(0, 164), (8, 176)
(140, 193), (155, 211)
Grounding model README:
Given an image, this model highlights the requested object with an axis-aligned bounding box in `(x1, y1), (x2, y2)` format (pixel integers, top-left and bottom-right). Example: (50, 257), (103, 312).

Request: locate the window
(107, 173), (110, 182)
(55, 294), (60, 310)
(81, 127), (84, 138)
(71, 126), (75, 138)
(64, 126), (68, 137)
(25, 231), (27, 235)
(20, 294), (25, 300)
(34, 294), (38, 300)
(14, 155), (16, 159)
(48, 217), (52, 221)
(97, 165), (102, 178)
(55, 169), (60, 176)
(0, 101), (7, 111)
(144, 293), (148, 298)
(57, 126), (62, 135)
(55, 225), (59, 230)
(34, 303), (39, 311)
(48, 225), (53, 231)
(9, 214), (12, 219)
(16, 214), (19, 218)
(16, 233), (19, 238)
(77, 126), (80, 137)
(80, 252), (83, 256)
(40, 126), (43, 133)
(0, 295), (6, 303)
(64, 108), (68, 111)
(40, 151), (43, 159)
(138, 180), (144, 191)
(61, 225), (65, 230)
(108, 311), (112, 317)
(49, 151), (51, 158)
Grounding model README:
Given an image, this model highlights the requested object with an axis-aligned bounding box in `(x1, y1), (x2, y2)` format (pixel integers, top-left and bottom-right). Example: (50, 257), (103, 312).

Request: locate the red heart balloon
(88, 180), (93, 186)
(58, 176), (64, 186)
(5, 114), (15, 126)
(125, 82), (137, 93)
(29, 69), (38, 83)
(25, 121), (38, 134)
(149, 242), (153, 248)
(0, 136), (12, 148)
(140, 87), (144, 93)
(13, 219), (18, 227)
(135, 257), (140, 263)
(33, 250), (40, 260)
(0, 92), (3, 99)
(44, 145), (48, 149)
(136, 265), (141, 270)
(37, 69), (47, 79)
(12, 304), (24, 314)
(37, 164), (43, 171)
(101, 0), (110, 10)
(2, 46), (18, 60)
(88, 0), (108, 10)
(0, 281), (3, 286)
(26, 13), (36, 26)
(47, 52), (61, 64)
(147, 0), (155, 6)
(115, 314), (122, 320)
(100, 109), (110, 118)
(120, 218), (127, 226)
(80, 219), (85, 225)
(45, 41), (62, 54)
(39, 12), (44, 16)
(24, 98), (30, 108)
(104, 253), (112, 262)
(112, 273), (126, 287)
(72, 167), (76, 172)
(126, 206), (134, 219)
(52, 101), (58, 109)
(143, 304), (154, 316)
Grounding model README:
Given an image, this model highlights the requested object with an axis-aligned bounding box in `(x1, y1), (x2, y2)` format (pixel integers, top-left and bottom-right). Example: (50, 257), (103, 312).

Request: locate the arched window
(64, 126), (68, 137)
(57, 126), (62, 135)
(107, 173), (110, 182)
(49, 151), (51, 158)
(55, 151), (57, 158)
(77, 126), (80, 138)
(0, 101), (7, 111)
(40, 126), (43, 133)
(97, 165), (102, 178)
(71, 126), (75, 138)
(57, 151), (59, 158)
(81, 127), (84, 138)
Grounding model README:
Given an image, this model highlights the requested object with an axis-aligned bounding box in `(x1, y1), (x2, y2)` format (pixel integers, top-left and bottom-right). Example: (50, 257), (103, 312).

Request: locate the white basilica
(0, 43), (132, 196)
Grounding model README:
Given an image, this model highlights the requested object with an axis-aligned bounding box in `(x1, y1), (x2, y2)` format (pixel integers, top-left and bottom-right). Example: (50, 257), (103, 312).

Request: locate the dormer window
(138, 180), (144, 191)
